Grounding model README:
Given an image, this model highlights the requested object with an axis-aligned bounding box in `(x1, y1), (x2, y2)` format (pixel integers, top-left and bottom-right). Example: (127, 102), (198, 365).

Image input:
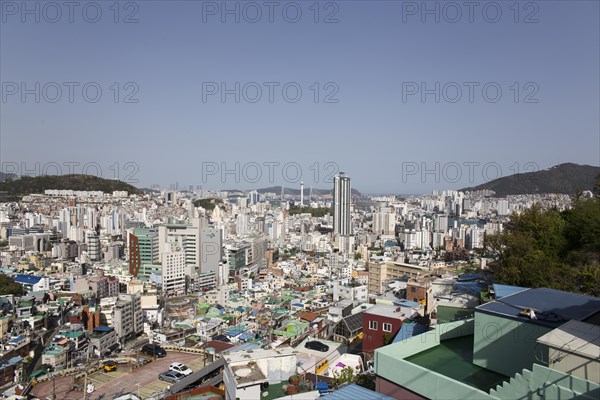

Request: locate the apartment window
(383, 323), (392, 332)
(369, 320), (378, 330)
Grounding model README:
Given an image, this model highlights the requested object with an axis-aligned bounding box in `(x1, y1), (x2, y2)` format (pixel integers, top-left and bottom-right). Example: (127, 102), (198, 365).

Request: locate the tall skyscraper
(333, 172), (352, 236)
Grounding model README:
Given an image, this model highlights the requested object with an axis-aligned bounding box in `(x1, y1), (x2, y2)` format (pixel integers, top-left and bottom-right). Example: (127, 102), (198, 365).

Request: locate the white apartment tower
(333, 173), (352, 236)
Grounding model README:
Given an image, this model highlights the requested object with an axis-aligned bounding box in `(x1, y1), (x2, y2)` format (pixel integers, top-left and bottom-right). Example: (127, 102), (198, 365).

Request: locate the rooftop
(405, 335), (508, 392)
(536, 320), (600, 359)
(476, 288), (600, 329)
(491, 284), (528, 299)
(231, 362), (266, 386)
(364, 304), (413, 320)
(13, 274), (42, 285)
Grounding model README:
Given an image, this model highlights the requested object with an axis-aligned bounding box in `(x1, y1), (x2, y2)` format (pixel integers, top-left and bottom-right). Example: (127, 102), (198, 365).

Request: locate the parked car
(103, 360), (117, 373)
(305, 341), (329, 352)
(141, 343), (167, 358)
(169, 362), (193, 376)
(158, 370), (185, 383)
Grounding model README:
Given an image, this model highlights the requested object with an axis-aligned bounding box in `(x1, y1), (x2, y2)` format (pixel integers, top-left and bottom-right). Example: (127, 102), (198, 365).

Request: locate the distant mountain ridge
(0, 172), (18, 181)
(0, 174), (143, 200)
(461, 163), (599, 196)
(229, 186), (361, 196)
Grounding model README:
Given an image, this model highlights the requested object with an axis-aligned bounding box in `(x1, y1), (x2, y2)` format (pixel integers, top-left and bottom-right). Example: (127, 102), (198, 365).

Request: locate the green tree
(333, 366), (376, 390)
(485, 199), (600, 296)
(333, 366), (356, 386)
(383, 332), (395, 346)
(355, 373), (376, 390)
(0, 274), (25, 296)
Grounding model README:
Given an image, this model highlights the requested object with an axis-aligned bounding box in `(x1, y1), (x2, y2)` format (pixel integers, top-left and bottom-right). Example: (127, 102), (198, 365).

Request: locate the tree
(485, 199), (600, 296)
(355, 372), (376, 390)
(333, 366), (376, 391)
(0, 274), (25, 296)
(383, 332), (395, 346)
(333, 366), (356, 386)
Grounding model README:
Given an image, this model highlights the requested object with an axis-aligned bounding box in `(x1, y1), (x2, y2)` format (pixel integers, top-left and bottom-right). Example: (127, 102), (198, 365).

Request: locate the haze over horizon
(1, 1), (599, 193)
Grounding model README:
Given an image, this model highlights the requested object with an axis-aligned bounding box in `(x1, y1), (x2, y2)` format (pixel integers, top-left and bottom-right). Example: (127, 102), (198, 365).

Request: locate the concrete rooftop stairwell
(489, 364), (600, 400)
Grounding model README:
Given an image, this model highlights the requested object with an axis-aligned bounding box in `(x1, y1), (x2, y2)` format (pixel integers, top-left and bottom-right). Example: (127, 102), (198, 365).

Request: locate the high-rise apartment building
(158, 218), (204, 276)
(86, 231), (101, 261)
(200, 227), (223, 276)
(333, 173), (352, 236)
(129, 228), (160, 278)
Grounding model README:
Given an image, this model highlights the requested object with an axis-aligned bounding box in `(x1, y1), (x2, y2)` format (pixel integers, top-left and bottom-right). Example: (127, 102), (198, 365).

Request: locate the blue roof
(8, 356), (23, 365)
(238, 332), (255, 341)
(392, 299), (420, 308)
(14, 274), (41, 285)
(453, 281), (487, 296)
(320, 383), (395, 400)
(93, 326), (114, 332)
(10, 335), (27, 344)
(393, 322), (429, 343)
(492, 284), (528, 299)
(476, 288), (600, 328)
(457, 273), (489, 282)
(226, 327), (247, 337)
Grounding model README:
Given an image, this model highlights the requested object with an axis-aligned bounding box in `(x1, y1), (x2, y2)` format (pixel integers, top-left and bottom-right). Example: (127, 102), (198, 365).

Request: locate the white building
(161, 243), (188, 296)
(223, 348), (297, 400)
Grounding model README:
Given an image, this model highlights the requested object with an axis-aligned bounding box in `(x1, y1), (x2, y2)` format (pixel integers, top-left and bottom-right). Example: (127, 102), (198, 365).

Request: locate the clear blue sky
(1, 0), (599, 194)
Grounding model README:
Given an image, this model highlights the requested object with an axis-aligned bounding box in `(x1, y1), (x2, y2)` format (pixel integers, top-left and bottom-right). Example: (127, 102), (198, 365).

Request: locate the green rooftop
(61, 331), (84, 338)
(406, 335), (507, 392)
(44, 345), (66, 356)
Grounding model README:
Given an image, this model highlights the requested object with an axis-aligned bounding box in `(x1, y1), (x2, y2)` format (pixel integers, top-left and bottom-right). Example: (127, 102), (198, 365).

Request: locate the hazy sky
(1, 0), (599, 194)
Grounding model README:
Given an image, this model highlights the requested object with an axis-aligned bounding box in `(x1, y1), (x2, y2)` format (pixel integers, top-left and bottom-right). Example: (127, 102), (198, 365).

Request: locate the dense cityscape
(2, 1), (599, 399)
(0, 171), (598, 400)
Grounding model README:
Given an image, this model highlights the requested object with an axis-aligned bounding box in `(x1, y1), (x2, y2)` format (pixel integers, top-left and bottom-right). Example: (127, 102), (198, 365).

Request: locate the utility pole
(82, 344), (92, 400)
(51, 372), (56, 400)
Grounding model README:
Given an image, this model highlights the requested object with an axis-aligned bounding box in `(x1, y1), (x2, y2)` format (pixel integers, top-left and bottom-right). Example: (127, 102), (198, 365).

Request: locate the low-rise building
(89, 326), (119, 356)
(223, 347), (297, 400)
(363, 304), (415, 353)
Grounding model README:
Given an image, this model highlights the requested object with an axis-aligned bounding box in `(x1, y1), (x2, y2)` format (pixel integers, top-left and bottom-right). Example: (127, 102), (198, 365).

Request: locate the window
(369, 320), (378, 330)
(383, 323), (392, 332)
(411, 287), (416, 292)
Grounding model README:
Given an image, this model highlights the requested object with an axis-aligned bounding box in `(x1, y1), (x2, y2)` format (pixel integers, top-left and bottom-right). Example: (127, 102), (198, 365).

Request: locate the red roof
(205, 340), (235, 353)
